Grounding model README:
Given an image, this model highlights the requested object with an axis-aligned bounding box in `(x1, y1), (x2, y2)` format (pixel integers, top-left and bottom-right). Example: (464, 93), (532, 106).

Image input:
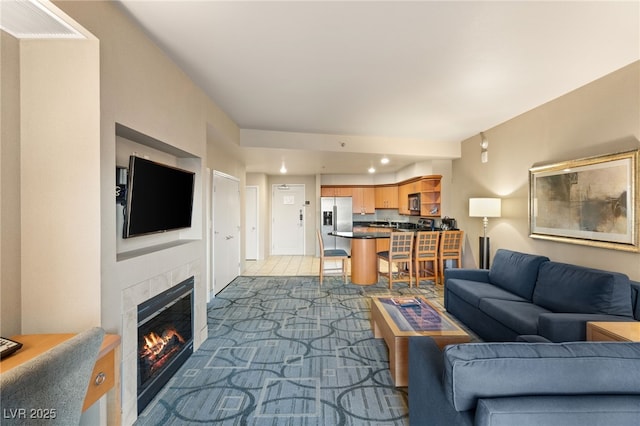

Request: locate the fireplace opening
(137, 277), (194, 414)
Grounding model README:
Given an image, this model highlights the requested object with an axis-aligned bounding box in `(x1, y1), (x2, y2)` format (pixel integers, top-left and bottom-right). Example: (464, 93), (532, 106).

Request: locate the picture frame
(529, 150), (639, 252)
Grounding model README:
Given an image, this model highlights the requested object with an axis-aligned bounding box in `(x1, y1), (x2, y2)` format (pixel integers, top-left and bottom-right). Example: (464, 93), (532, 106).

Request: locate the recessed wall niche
(115, 123), (202, 260)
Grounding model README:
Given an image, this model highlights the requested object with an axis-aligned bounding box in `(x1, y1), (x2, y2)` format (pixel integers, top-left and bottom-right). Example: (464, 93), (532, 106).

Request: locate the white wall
(19, 37), (101, 333)
(52, 2), (240, 423)
(451, 61), (640, 280)
(0, 31), (22, 336)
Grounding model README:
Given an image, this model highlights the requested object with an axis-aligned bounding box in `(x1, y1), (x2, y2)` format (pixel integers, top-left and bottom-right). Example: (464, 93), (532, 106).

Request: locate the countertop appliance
(321, 196), (353, 255)
(417, 218), (435, 231)
(440, 217), (458, 230)
(408, 193), (421, 216)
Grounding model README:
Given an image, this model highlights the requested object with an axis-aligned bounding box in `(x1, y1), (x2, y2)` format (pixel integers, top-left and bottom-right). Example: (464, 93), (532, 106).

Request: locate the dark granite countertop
(330, 231), (392, 239)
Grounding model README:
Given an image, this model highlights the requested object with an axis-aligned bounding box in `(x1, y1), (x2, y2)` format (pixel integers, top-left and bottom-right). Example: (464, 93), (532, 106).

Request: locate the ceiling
(115, 1), (639, 176)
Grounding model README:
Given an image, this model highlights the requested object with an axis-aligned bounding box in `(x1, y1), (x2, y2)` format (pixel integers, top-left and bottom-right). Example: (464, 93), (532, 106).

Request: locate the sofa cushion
(446, 279), (528, 308)
(478, 298), (550, 336)
(488, 250), (549, 300)
(515, 335), (552, 343)
(443, 341), (640, 412)
(475, 396), (640, 426)
(533, 262), (633, 317)
(538, 312), (637, 342)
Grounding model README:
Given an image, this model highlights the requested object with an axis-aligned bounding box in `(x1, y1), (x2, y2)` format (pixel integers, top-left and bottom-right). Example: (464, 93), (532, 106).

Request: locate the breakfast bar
(330, 231), (391, 285)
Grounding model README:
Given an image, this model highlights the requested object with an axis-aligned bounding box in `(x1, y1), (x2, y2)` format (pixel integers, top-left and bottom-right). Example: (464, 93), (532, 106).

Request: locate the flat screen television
(123, 156), (195, 239)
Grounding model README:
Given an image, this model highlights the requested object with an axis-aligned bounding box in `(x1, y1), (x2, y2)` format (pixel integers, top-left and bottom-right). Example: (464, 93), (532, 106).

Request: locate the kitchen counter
(330, 231), (393, 239)
(331, 231), (392, 285)
(353, 221), (419, 230)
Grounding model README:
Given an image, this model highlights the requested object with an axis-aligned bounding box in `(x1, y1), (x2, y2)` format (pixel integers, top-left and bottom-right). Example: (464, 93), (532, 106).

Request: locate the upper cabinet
(397, 181), (415, 214)
(321, 175), (440, 217)
(419, 177), (441, 217)
(375, 185), (398, 209)
(397, 176), (442, 217)
(352, 187), (375, 214)
(321, 186), (374, 214)
(320, 186), (352, 197)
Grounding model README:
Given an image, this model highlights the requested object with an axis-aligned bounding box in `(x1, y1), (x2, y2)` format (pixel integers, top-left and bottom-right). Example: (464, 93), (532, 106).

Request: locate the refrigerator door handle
(333, 205), (338, 232)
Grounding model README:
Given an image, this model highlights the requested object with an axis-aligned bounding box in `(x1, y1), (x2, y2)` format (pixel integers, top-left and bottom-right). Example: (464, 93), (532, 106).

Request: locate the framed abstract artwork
(529, 150), (639, 252)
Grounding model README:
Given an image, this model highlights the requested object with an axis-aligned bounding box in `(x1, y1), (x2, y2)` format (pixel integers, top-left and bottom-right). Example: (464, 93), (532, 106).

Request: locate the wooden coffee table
(370, 296), (470, 387)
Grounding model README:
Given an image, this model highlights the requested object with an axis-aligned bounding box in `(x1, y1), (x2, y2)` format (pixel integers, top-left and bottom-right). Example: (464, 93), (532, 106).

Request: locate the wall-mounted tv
(124, 156), (195, 239)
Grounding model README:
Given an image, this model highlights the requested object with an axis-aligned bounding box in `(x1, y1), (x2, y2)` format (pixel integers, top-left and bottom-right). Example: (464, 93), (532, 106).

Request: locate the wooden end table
(370, 296), (469, 387)
(586, 321), (640, 342)
(1, 333), (121, 425)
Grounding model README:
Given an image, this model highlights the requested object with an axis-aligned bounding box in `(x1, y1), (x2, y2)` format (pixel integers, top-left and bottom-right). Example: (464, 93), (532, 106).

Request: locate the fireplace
(137, 276), (194, 414)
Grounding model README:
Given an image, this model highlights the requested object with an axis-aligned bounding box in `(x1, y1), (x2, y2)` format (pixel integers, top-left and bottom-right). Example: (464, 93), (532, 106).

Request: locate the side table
(1, 333), (121, 425)
(586, 321), (640, 342)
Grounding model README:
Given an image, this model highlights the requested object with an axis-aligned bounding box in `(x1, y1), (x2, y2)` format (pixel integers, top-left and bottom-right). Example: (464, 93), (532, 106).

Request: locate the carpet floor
(135, 275), (446, 425)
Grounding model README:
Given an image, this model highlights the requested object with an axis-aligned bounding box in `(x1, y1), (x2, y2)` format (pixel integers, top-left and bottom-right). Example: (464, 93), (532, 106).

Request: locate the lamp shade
(469, 198), (501, 218)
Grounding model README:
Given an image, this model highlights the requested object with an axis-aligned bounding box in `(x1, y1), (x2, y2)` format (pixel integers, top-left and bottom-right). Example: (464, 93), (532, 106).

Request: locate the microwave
(408, 193), (421, 215)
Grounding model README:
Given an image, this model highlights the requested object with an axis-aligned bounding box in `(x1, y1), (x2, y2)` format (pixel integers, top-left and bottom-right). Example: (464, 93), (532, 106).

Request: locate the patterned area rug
(135, 275), (445, 425)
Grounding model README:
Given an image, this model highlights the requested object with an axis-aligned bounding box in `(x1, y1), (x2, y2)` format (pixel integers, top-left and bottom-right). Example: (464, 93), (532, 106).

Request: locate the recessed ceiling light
(368, 167), (376, 173)
(380, 157), (389, 164)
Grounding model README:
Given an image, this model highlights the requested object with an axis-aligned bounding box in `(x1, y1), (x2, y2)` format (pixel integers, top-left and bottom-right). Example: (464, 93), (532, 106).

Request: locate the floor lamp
(469, 198), (501, 269)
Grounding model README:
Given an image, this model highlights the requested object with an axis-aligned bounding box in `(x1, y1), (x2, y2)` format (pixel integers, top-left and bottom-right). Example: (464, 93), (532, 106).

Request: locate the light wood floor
(244, 256), (408, 279)
(244, 256), (327, 276)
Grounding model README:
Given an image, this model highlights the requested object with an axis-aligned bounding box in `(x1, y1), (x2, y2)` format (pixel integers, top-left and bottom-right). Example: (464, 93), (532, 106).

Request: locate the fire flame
(141, 327), (185, 359)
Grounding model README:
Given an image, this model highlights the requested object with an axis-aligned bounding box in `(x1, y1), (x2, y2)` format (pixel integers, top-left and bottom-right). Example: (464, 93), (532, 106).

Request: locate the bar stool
(377, 231), (414, 289)
(413, 231), (440, 287)
(438, 230), (464, 285)
(317, 229), (349, 286)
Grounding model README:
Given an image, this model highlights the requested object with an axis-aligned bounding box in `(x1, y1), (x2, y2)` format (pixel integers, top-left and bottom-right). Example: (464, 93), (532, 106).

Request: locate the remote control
(0, 336), (23, 358)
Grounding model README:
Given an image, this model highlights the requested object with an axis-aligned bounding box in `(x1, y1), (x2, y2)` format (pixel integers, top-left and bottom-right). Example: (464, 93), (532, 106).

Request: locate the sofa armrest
(476, 395), (640, 426)
(444, 268), (490, 283)
(443, 340), (640, 412)
(408, 337), (473, 426)
(538, 313), (636, 342)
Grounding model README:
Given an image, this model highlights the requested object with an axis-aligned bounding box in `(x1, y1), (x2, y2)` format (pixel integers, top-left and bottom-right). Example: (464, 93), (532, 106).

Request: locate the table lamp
(469, 197), (501, 269)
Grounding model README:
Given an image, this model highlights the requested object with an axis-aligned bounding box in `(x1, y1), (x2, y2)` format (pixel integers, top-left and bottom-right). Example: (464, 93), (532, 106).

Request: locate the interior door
(245, 186), (259, 260)
(271, 184), (305, 255)
(212, 171), (240, 295)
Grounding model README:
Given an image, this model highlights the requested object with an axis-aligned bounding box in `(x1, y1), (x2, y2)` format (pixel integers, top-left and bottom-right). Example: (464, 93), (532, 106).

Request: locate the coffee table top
(371, 296), (469, 338)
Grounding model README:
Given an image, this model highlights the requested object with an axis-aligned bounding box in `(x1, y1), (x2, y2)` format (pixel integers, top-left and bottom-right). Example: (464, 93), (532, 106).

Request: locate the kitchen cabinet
(397, 176), (441, 217)
(374, 227), (391, 252)
(397, 182), (414, 214)
(322, 175), (440, 217)
(321, 186), (352, 197)
(354, 226), (390, 252)
(352, 187), (375, 214)
(419, 177), (441, 217)
(375, 185), (398, 209)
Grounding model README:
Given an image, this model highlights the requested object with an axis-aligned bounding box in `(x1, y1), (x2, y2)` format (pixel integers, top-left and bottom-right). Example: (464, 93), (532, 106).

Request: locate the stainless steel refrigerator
(320, 196), (353, 255)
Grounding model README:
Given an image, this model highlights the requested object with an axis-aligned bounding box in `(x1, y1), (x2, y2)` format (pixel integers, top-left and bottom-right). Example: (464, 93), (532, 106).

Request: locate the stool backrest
(415, 231), (440, 259)
(440, 230), (464, 257)
(389, 231), (414, 260)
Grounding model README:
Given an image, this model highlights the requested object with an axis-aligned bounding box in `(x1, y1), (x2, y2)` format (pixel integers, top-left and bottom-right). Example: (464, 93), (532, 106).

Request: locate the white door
(245, 186), (259, 260)
(213, 171), (240, 295)
(271, 184), (305, 255)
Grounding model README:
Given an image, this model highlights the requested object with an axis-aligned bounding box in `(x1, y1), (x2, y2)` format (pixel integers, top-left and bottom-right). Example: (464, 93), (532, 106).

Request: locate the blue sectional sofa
(444, 249), (640, 342)
(409, 336), (640, 426)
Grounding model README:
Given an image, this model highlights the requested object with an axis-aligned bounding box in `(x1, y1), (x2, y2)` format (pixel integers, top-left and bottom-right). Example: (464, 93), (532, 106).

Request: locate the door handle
(226, 235), (233, 240)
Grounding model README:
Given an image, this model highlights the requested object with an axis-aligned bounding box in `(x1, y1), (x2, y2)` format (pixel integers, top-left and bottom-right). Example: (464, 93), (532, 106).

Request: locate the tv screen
(124, 156), (195, 238)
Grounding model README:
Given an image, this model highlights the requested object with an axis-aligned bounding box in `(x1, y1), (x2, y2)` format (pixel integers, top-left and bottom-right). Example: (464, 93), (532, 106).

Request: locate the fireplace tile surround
(120, 259), (204, 425)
